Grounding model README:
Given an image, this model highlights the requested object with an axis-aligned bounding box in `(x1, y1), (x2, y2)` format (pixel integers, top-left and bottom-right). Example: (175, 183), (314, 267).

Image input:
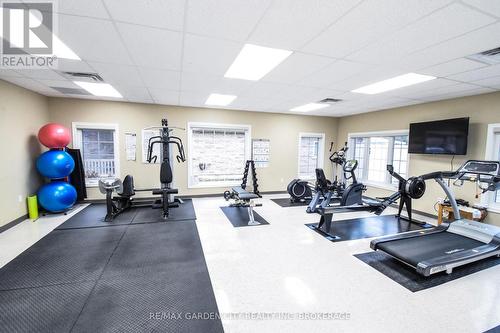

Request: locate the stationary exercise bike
(287, 142), (349, 203)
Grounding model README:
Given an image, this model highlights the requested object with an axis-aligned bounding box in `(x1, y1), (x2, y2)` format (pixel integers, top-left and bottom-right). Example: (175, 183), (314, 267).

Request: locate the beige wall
(0, 80), (49, 227)
(336, 91), (500, 226)
(48, 98), (339, 199)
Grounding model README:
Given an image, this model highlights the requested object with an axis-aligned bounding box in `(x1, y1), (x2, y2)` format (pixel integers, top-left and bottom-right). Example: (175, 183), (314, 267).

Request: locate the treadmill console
(343, 160), (358, 172)
(457, 160), (500, 182)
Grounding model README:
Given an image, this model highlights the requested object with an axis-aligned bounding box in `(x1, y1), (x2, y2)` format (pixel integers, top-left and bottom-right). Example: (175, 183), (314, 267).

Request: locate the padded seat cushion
(231, 187), (259, 200)
(152, 188), (178, 195)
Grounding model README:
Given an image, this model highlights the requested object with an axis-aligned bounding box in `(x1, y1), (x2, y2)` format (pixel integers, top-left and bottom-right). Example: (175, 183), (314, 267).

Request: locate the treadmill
(371, 160), (500, 277)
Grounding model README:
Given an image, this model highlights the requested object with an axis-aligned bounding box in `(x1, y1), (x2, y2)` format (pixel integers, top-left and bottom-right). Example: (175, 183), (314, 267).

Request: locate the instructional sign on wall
(125, 133), (137, 161)
(252, 139), (270, 168)
(142, 128), (160, 163)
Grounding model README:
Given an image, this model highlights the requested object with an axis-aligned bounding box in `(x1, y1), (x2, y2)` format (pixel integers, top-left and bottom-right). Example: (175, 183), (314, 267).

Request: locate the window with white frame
(349, 131), (409, 187)
(484, 123), (500, 210)
(72, 123), (120, 186)
(298, 133), (325, 179)
(188, 123), (251, 188)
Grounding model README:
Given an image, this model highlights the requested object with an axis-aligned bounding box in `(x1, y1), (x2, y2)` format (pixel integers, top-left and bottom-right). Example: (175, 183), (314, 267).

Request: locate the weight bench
(224, 186), (262, 226)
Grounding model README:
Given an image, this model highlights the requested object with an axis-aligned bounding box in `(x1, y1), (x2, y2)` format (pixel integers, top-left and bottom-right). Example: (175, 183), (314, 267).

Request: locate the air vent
(50, 87), (91, 95)
(60, 72), (104, 82)
(466, 47), (500, 65)
(318, 98), (342, 104)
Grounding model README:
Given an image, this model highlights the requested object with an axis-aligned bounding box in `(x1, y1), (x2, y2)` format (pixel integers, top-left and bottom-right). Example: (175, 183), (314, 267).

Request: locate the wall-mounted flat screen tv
(408, 117), (469, 155)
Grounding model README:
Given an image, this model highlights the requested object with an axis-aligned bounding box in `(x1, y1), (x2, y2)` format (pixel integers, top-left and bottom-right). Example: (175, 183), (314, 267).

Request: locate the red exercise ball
(38, 123), (71, 148)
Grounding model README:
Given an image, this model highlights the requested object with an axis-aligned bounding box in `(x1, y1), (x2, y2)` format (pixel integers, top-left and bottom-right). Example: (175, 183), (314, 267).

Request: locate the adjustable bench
(224, 186), (262, 226)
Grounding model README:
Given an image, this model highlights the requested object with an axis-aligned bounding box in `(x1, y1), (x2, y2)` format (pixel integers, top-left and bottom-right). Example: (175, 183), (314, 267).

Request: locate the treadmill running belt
(377, 232), (484, 267)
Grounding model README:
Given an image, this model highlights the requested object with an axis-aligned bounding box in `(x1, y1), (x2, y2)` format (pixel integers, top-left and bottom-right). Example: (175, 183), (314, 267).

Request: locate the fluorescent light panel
(225, 44), (293, 81)
(74, 81), (122, 98)
(205, 93), (237, 106)
(352, 73), (436, 94)
(290, 103), (329, 112)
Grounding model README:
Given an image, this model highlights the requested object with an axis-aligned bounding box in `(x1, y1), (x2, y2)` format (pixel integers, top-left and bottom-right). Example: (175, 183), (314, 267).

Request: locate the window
(349, 131), (409, 188)
(483, 123), (500, 211)
(188, 123), (251, 188)
(72, 123), (120, 186)
(298, 133), (325, 179)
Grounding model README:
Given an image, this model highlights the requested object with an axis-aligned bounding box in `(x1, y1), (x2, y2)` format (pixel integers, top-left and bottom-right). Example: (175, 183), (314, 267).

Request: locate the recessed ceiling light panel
(290, 103), (329, 112)
(205, 93), (237, 106)
(74, 81), (123, 98)
(352, 73), (436, 94)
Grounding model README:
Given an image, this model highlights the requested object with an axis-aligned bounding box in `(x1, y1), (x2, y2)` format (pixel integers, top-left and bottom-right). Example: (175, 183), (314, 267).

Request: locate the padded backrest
(160, 161), (173, 184)
(121, 175), (135, 197)
(315, 168), (329, 192)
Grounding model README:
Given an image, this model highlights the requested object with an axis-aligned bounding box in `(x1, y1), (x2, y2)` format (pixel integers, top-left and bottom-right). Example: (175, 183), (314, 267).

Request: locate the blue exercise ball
(36, 150), (75, 179)
(38, 181), (77, 212)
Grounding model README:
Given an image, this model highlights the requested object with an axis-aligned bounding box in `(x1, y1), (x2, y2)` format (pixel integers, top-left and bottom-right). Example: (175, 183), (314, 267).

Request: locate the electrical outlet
(280, 178), (284, 183)
(18, 195), (23, 203)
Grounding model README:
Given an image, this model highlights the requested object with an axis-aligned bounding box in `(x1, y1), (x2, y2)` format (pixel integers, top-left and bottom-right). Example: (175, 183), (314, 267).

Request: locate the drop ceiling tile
(114, 85), (151, 100)
(181, 72), (253, 94)
(117, 23), (183, 70)
(55, 59), (96, 73)
(149, 89), (180, 105)
(381, 78), (460, 98)
(329, 66), (412, 92)
(249, 0), (362, 50)
(88, 62), (144, 87)
(35, 79), (80, 89)
(139, 68), (181, 90)
(420, 87), (496, 101)
(182, 34), (241, 76)
(262, 52), (335, 84)
(302, 0), (453, 58)
(15, 69), (64, 80)
(420, 58), (487, 77)
(463, 0), (500, 18)
(1, 77), (57, 94)
(396, 22), (500, 70)
(348, 3), (495, 65)
(179, 91), (209, 107)
(0, 69), (24, 78)
(299, 60), (371, 88)
(447, 64), (500, 82)
(186, 0), (270, 41)
(471, 75), (500, 88)
(51, 0), (110, 18)
(104, 0), (185, 31)
(59, 15), (133, 65)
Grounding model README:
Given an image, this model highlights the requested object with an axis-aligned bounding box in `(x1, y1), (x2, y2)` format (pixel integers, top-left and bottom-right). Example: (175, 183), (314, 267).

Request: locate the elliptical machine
(287, 142), (349, 203)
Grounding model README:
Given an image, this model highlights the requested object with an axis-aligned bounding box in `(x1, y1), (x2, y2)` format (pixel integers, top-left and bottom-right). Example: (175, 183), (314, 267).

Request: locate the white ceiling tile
(59, 15), (133, 64)
(182, 34), (241, 76)
(262, 52), (335, 84)
(149, 88), (180, 105)
(299, 60), (371, 88)
(0, 69), (24, 78)
(126, 97), (155, 104)
(329, 66), (412, 91)
(463, 0), (500, 18)
(396, 22), (500, 70)
(139, 68), (181, 90)
(179, 91), (209, 107)
(186, 0), (270, 41)
(302, 0), (453, 58)
(383, 78), (460, 98)
(55, 59), (96, 73)
(348, 3), (496, 65)
(447, 64), (500, 82)
(181, 72), (253, 94)
(52, 0), (110, 18)
(249, 0), (362, 50)
(88, 62), (144, 87)
(1, 77), (57, 94)
(35, 79), (80, 89)
(117, 23), (183, 70)
(104, 0), (185, 31)
(470, 76), (500, 88)
(113, 85), (151, 100)
(420, 87), (496, 101)
(15, 69), (64, 80)
(420, 58), (487, 77)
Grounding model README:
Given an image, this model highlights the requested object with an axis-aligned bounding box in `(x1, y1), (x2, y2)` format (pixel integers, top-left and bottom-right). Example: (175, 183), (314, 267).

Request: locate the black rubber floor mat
(220, 206), (269, 227)
(0, 227), (126, 290)
(271, 198), (310, 207)
(57, 204), (138, 230)
(354, 251), (500, 292)
(305, 215), (430, 242)
(72, 222), (223, 333)
(484, 325), (500, 333)
(131, 199), (197, 224)
(0, 282), (95, 333)
(100, 221), (203, 280)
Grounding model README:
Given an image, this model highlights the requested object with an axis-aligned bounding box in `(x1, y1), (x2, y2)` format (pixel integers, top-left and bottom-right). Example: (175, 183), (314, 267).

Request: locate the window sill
(188, 181), (242, 189)
(362, 181), (398, 192)
(483, 204), (500, 214)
